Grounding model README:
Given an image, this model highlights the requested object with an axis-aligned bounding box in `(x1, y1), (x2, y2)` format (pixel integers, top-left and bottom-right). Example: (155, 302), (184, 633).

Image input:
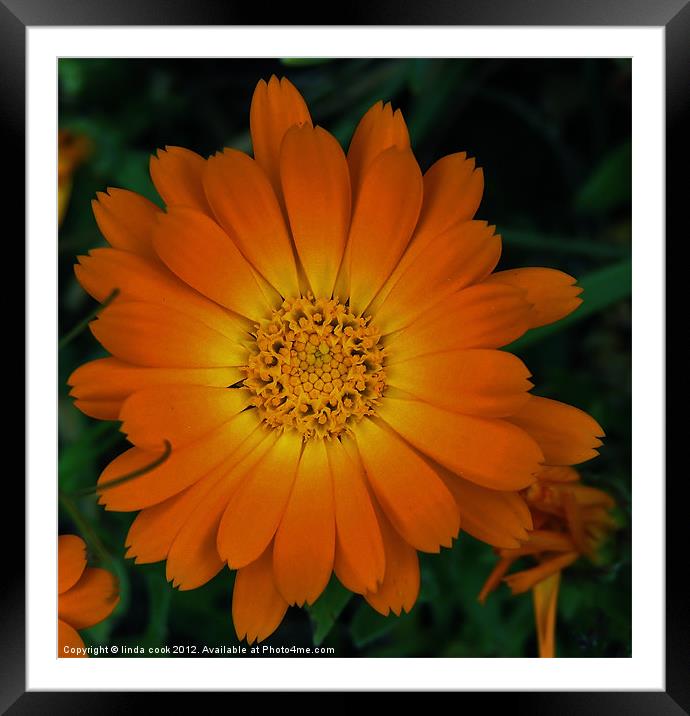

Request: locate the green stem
(58, 421), (123, 479)
(59, 491), (112, 565)
(68, 440), (172, 498)
(59, 288), (119, 350)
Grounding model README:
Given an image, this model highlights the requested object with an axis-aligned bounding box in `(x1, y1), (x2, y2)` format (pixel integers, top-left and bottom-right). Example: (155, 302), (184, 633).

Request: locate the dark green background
(58, 58), (631, 657)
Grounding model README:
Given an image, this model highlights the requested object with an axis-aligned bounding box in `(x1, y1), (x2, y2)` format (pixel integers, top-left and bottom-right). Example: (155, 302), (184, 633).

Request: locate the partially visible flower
(58, 535), (119, 658)
(478, 466), (618, 657)
(68, 75), (605, 644)
(58, 129), (91, 226)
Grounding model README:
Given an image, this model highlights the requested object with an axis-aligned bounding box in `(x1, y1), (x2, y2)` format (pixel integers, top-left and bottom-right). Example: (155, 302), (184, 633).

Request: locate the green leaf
(58, 419), (121, 482)
(327, 61), (412, 147)
(350, 602), (397, 648)
(575, 142), (631, 215)
(169, 571), (237, 646)
(281, 58), (333, 67)
(501, 228), (629, 259)
(307, 576), (352, 645)
(507, 258), (631, 351)
(141, 568), (172, 648)
(406, 60), (472, 144)
(113, 151), (161, 205)
(59, 59), (87, 97)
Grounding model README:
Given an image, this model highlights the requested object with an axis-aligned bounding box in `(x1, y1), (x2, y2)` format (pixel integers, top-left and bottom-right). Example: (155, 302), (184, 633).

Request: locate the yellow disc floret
(243, 295), (386, 439)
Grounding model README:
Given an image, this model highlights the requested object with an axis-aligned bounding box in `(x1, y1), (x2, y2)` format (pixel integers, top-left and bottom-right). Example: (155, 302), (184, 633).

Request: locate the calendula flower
(68, 76), (604, 643)
(58, 129), (91, 226)
(58, 535), (119, 657)
(478, 466), (618, 657)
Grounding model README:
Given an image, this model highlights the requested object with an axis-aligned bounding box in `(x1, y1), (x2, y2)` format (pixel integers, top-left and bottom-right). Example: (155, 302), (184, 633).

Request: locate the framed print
(5, 0), (683, 708)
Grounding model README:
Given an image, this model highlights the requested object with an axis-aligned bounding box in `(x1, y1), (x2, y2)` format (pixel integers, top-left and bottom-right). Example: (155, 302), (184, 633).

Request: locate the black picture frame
(5, 0), (682, 709)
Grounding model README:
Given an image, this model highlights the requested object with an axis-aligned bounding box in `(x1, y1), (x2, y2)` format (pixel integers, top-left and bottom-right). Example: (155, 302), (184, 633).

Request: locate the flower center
(243, 295), (386, 439)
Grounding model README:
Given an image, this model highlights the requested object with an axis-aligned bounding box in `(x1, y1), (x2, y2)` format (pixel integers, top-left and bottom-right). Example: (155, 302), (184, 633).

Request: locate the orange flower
(58, 535), (119, 657)
(58, 129), (91, 226)
(478, 466), (617, 657)
(68, 76), (604, 643)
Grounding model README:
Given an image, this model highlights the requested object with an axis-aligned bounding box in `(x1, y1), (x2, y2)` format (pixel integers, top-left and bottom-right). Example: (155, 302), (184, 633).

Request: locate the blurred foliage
(58, 58), (631, 658)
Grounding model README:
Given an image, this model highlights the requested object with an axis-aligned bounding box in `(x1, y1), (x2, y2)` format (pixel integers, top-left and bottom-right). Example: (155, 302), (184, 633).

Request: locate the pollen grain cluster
(243, 295), (386, 439)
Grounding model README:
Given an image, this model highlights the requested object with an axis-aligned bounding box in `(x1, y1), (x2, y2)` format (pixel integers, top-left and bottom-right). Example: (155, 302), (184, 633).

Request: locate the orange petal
(508, 396), (604, 465)
(478, 556), (517, 603)
(347, 101), (410, 199)
(75, 247), (246, 340)
(152, 207), (269, 320)
(333, 544), (370, 596)
(378, 397), (543, 490)
(532, 572), (561, 658)
(90, 302), (246, 369)
(58, 567), (119, 630)
(345, 148), (422, 313)
(233, 543), (289, 644)
(217, 430), (302, 569)
(562, 491), (589, 554)
(369, 222), (502, 334)
(98, 409), (262, 511)
(250, 76), (312, 197)
(385, 283), (531, 363)
(58, 619), (86, 657)
(126, 485), (211, 565)
(150, 146), (210, 212)
(120, 385), (251, 450)
(125, 426), (267, 565)
(414, 152), (484, 244)
(92, 188), (161, 260)
(58, 535), (87, 594)
(582, 505), (617, 524)
(166, 505), (224, 590)
(364, 500), (419, 616)
(71, 399), (123, 421)
(280, 125), (351, 298)
(485, 268), (582, 328)
(437, 470), (532, 549)
(165, 428), (272, 590)
(205, 149), (299, 298)
(569, 483), (616, 509)
(386, 349), (532, 418)
(355, 418), (460, 553)
(58, 178), (72, 227)
(538, 465), (580, 483)
(524, 483), (567, 518)
(504, 553), (578, 594)
(273, 439), (335, 606)
(514, 529), (575, 554)
(68, 358), (242, 420)
(327, 437), (385, 594)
